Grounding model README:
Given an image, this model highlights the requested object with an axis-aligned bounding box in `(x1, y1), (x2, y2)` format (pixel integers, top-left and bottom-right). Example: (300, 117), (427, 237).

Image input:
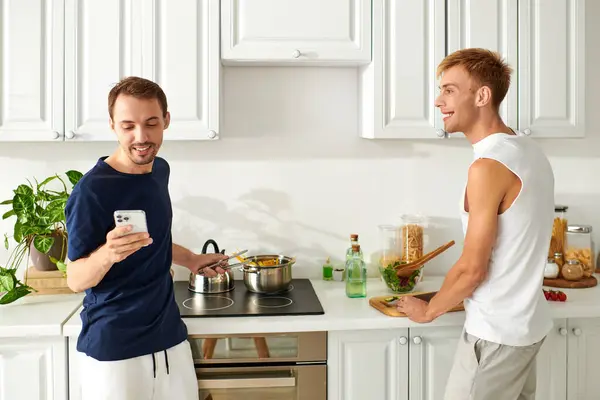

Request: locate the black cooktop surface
(174, 279), (325, 318)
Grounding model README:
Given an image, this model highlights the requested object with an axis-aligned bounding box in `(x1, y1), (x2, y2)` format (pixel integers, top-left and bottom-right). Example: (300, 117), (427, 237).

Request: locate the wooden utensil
(369, 291), (464, 317)
(395, 240), (455, 277)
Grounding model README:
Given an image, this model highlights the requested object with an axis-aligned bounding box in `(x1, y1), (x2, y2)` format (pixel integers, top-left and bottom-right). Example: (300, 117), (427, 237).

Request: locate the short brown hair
(437, 48), (513, 108)
(108, 76), (168, 119)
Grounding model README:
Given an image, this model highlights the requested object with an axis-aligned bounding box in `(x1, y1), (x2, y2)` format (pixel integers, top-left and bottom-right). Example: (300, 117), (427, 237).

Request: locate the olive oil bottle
(346, 244), (367, 298)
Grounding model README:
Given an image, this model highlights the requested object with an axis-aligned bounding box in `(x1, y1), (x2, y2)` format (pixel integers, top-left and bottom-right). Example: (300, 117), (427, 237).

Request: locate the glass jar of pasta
(548, 205), (568, 264)
(400, 214), (426, 263)
(565, 225), (594, 278)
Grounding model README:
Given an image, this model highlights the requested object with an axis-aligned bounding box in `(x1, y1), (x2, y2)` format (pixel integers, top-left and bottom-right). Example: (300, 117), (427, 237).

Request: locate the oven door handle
(197, 376), (296, 389)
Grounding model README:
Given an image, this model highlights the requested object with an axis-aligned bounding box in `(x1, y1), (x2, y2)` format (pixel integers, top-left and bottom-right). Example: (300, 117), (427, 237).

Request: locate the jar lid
(555, 205), (568, 212)
(567, 224), (592, 233)
(547, 258), (556, 264)
(567, 259), (580, 265)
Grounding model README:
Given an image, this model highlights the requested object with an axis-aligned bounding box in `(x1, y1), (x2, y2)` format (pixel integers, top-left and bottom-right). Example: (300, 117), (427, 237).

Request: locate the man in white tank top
(395, 48), (554, 399)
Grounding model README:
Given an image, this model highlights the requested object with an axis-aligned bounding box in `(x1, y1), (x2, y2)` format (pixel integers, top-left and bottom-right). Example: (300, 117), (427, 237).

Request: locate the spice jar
(544, 259), (559, 279)
(565, 225), (594, 277)
(400, 214), (426, 263)
(548, 205), (568, 260)
(562, 259), (584, 281)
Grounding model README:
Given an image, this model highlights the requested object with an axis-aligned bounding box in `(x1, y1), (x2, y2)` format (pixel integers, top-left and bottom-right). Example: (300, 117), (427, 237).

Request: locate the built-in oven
(188, 331), (327, 400)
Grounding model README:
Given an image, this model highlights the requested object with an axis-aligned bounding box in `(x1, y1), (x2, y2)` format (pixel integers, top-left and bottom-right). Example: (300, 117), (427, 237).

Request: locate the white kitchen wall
(1, 5), (599, 282)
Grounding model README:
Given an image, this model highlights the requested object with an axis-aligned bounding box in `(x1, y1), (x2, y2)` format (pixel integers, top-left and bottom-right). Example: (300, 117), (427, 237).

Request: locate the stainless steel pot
(241, 255), (295, 294)
(188, 239), (235, 294)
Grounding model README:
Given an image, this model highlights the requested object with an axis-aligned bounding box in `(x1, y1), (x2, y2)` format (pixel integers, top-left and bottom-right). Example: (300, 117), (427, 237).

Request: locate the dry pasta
(548, 217), (567, 259)
(402, 224), (424, 263)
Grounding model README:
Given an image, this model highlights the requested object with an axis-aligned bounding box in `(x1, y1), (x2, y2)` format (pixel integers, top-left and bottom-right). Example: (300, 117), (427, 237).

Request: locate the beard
(127, 142), (158, 165)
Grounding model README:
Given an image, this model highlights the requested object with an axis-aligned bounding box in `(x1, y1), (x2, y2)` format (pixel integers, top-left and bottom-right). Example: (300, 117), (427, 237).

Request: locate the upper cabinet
(0, 0), (64, 142)
(0, 0), (220, 142)
(517, 0), (586, 138)
(360, 0), (586, 139)
(221, 0), (372, 65)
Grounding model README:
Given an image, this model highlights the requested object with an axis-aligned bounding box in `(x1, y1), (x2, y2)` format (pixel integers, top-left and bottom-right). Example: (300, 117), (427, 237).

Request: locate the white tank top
(460, 132), (554, 346)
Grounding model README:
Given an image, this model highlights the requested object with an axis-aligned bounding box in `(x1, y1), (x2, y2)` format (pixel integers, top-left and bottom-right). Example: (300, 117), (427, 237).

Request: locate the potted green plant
(0, 170), (82, 305)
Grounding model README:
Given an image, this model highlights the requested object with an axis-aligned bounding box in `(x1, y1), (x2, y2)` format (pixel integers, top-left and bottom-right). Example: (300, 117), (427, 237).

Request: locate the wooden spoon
(395, 240), (455, 277)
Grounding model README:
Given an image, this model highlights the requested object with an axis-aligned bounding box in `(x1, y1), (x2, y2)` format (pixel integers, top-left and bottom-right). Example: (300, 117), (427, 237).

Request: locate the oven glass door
(188, 332), (326, 364)
(196, 365), (326, 400)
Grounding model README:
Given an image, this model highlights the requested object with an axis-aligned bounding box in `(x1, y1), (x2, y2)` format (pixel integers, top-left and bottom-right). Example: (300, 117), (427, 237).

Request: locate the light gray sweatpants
(444, 329), (545, 400)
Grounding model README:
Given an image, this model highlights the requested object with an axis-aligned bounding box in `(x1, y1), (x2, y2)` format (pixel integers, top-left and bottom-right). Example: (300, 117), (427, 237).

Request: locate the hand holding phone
(114, 210), (149, 234)
(97, 210), (152, 265)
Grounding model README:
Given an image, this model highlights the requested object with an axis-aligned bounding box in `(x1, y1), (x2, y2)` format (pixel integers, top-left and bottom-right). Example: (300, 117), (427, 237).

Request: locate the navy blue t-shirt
(65, 156), (187, 361)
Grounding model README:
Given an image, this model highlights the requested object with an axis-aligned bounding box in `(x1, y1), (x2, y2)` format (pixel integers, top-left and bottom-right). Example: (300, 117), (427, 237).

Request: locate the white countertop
(0, 292), (84, 338)
(62, 275), (600, 337)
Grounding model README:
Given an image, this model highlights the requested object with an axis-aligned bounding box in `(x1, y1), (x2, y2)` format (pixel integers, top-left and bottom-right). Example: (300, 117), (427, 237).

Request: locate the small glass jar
(549, 205), (568, 259)
(562, 259), (584, 281)
(544, 259), (559, 279)
(400, 214), (426, 263)
(565, 225), (594, 277)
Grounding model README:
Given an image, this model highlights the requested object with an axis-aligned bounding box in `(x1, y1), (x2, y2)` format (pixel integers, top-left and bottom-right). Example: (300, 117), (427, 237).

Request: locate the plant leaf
(13, 193), (35, 217)
(2, 210), (15, 220)
(37, 176), (56, 189)
(0, 199), (12, 205)
(0, 286), (32, 305)
(0, 273), (15, 292)
(66, 170), (83, 186)
(34, 236), (55, 254)
(4, 234), (8, 250)
(56, 261), (67, 274)
(14, 184), (33, 197)
(13, 222), (22, 243)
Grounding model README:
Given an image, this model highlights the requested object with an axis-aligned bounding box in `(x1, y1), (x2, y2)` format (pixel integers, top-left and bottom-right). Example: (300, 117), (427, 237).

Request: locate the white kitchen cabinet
(361, 0), (586, 140)
(64, 0), (145, 141)
(566, 317), (600, 400)
(0, 0), (64, 142)
(140, 0), (220, 141)
(328, 329), (409, 400)
(517, 0), (586, 138)
(0, 336), (68, 400)
(328, 326), (461, 400)
(535, 320), (568, 400)
(445, 0), (518, 139)
(221, 0), (371, 65)
(408, 326), (462, 400)
(64, 0), (220, 142)
(360, 0), (446, 139)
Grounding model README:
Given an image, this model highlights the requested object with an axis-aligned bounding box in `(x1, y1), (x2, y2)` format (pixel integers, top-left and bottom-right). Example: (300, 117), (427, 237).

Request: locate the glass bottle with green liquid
(346, 244), (367, 298)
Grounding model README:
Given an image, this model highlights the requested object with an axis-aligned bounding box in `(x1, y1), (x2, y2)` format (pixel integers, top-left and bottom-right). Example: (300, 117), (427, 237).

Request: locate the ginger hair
(108, 76), (168, 119)
(437, 48), (513, 108)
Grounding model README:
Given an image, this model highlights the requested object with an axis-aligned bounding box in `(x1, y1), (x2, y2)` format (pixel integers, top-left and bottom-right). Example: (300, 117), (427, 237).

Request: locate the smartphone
(113, 210), (149, 234)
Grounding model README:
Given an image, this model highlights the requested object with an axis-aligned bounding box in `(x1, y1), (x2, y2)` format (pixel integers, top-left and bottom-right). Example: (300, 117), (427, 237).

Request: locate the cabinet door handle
(435, 129), (446, 138)
(398, 336), (407, 345)
(65, 130), (75, 139)
(52, 131), (60, 139)
(413, 336), (422, 345)
(207, 130), (217, 139)
(559, 328), (567, 336)
(292, 49), (301, 58)
(522, 128), (531, 136)
(573, 328), (582, 336)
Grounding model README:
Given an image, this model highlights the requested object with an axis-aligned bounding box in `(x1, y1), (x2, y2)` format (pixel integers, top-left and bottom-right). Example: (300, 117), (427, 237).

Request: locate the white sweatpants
(77, 340), (198, 400)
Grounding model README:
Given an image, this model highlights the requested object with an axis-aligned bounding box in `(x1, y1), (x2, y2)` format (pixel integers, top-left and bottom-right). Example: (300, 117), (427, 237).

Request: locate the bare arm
(172, 243), (228, 277)
(424, 158), (513, 320)
(66, 226), (151, 292)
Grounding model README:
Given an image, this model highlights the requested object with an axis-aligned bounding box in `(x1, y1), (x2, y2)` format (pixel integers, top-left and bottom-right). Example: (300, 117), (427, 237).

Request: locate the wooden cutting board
(543, 275), (597, 289)
(369, 291), (464, 317)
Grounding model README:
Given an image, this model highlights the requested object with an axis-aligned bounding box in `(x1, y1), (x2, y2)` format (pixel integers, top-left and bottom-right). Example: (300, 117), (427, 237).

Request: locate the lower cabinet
(0, 336), (68, 400)
(328, 318), (600, 400)
(327, 326), (462, 400)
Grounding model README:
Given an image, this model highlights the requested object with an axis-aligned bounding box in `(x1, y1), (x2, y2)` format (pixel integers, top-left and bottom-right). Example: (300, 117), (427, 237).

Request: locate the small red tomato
(558, 291), (567, 302)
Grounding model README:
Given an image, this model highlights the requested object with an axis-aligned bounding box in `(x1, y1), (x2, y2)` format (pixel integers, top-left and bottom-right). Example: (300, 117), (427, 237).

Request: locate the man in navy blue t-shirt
(65, 76), (228, 400)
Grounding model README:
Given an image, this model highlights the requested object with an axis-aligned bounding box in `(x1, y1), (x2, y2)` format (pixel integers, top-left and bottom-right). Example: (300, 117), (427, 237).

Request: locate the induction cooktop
(173, 279), (325, 318)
